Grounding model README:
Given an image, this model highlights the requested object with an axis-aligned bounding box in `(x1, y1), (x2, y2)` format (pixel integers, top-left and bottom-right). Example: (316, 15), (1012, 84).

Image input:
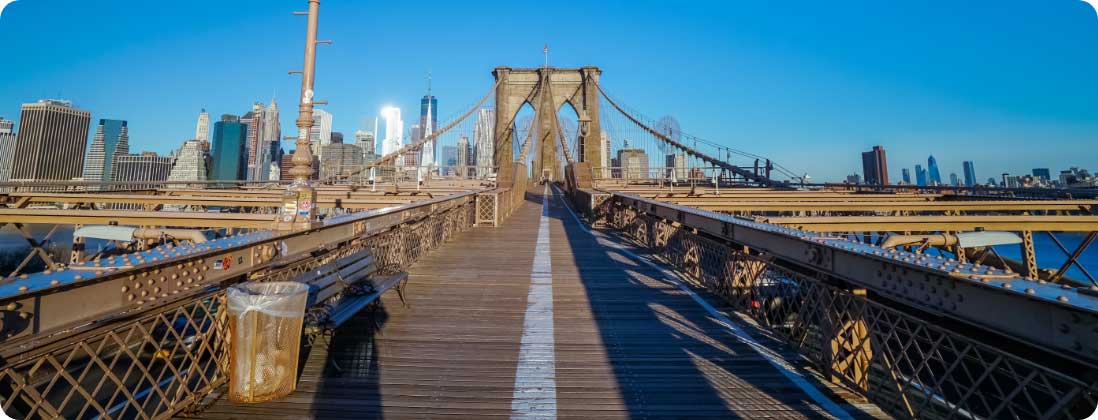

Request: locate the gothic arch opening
(513, 102), (536, 178)
(492, 66), (601, 186)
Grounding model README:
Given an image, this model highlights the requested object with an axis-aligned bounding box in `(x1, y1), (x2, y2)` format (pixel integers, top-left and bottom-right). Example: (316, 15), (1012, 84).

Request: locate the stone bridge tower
(492, 66), (602, 185)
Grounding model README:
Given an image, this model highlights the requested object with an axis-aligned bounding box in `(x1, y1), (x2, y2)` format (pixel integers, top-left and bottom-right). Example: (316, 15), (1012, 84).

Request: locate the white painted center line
(511, 184), (557, 419)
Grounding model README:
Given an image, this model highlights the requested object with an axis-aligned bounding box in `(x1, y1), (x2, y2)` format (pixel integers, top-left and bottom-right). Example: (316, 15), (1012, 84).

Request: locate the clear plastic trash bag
(226, 281), (309, 403)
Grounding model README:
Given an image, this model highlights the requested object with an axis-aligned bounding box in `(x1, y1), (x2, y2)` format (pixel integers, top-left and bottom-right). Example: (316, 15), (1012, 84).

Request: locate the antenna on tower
(427, 71), (432, 96)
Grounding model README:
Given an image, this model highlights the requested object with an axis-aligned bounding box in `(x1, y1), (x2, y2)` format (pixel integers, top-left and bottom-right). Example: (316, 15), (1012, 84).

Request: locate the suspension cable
(552, 112), (575, 165)
(325, 79), (501, 183)
(517, 117), (536, 165)
(595, 83), (799, 185)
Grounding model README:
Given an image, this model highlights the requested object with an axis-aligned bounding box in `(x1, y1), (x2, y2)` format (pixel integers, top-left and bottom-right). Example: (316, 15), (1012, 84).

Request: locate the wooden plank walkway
(185, 187), (888, 419)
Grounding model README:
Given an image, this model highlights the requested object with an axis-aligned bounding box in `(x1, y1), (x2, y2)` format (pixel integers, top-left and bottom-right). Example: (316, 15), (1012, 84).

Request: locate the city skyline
(1, 0), (1097, 182)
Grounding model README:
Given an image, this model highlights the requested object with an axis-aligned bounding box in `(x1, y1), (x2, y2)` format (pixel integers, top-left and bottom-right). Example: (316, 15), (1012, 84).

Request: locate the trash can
(226, 281), (309, 403)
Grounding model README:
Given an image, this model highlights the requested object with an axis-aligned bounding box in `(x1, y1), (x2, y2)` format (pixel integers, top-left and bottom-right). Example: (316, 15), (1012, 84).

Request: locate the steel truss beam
(682, 200), (1098, 213)
(762, 215), (1098, 232)
(0, 209), (275, 229)
(0, 193), (417, 210)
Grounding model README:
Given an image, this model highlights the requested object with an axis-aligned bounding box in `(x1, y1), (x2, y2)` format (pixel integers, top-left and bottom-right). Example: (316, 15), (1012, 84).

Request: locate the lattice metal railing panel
(476, 192), (498, 226)
(608, 207), (1098, 420)
(0, 294), (228, 420)
(0, 199), (478, 420)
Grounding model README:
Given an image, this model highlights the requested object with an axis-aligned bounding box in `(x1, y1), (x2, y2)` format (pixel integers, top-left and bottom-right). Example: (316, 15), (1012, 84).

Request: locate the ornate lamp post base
(273, 181), (321, 231)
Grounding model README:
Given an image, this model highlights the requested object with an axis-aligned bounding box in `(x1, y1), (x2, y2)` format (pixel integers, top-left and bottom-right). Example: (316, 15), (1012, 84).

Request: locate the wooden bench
(291, 248), (409, 331)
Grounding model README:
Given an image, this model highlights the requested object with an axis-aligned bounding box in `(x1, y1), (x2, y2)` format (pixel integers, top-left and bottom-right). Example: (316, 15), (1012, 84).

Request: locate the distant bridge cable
(517, 115), (537, 165)
(595, 83), (802, 184)
(324, 79), (502, 183)
(552, 112), (576, 166)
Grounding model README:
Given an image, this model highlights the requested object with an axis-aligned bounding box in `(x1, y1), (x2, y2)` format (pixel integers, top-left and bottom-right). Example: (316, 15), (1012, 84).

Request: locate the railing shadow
(596, 227), (885, 419)
(544, 187), (874, 419)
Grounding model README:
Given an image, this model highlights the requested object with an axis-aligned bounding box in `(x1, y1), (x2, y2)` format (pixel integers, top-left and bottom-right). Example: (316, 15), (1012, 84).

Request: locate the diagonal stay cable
(595, 83), (793, 186)
(325, 79), (501, 183)
(517, 117), (537, 165)
(552, 111), (575, 166)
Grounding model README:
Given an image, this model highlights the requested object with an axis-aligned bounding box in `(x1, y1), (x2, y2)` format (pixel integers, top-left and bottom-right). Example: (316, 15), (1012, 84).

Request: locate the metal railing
(595, 192), (1098, 419)
(0, 190), (488, 419)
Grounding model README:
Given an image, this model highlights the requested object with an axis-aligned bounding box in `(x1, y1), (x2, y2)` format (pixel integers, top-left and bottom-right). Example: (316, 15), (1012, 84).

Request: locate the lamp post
(276, 0), (325, 231)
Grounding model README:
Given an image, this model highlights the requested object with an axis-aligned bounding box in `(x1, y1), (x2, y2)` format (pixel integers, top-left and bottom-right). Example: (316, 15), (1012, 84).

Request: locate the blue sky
(1, 0), (1096, 182)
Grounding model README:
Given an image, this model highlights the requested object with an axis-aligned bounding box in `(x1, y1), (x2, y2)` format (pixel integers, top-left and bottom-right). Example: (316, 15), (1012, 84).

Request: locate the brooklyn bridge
(0, 2), (1097, 420)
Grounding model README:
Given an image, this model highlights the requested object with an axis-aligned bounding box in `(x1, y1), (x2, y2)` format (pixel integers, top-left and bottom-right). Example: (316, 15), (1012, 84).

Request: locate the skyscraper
(11, 100), (92, 186)
(901, 168), (911, 184)
(354, 130), (376, 159)
(83, 119), (130, 190)
(666, 153), (686, 181)
(457, 136), (470, 177)
(166, 139), (209, 188)
(418, 91), (438, 178)
(263, 98), (280, 147)
(310, 108), (333, 158)
(355, 130), (376, 181)
(381, 107), (404, 166)
(420, 93), (439, 133)
(242, 103), (264, 181)
(260, 99), (280, 182)
(915, 164), (927, 186)
(473, 108), (495, 178)
(195, 109), (210, 148)
(963, 161), (977, 187)
(320, 143), (364, 180)
(409, 124), (421, 146)
(950, 173), (960, 186)
(860, 145), (889, 186)
(1032, 168), (1051, 181)
(441, 145), (458, 173)
(927, 155), (942, 185)
(616, 144), (649, 180)
(402, 149), (420, 172)
(113, 152), (173, 190)
(0, 118), (17, 186)
(210, 115), (248, 184)
(242, 100), (280, 182)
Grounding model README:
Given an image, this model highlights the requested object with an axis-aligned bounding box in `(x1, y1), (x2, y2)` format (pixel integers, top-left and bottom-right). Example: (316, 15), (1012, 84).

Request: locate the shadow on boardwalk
(309, 303), (389, 419)
(546, 186), (878, 419)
